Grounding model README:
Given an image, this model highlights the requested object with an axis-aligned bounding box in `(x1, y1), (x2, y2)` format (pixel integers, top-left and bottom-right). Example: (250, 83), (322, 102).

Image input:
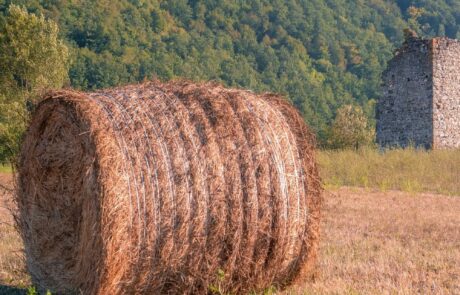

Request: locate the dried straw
(15, 81), (322, 294)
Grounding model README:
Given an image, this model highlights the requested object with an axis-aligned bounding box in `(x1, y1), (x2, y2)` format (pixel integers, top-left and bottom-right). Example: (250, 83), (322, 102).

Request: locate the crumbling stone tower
(377, 33), (460, 149)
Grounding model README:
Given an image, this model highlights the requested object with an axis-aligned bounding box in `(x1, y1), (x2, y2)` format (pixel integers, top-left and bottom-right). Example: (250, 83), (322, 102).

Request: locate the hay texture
(16, 81), (321, 294)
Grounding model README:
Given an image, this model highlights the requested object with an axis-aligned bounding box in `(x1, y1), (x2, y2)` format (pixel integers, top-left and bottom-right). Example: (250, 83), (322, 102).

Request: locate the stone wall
(377, 37), (434, 148)
(432, 38), (460, 149)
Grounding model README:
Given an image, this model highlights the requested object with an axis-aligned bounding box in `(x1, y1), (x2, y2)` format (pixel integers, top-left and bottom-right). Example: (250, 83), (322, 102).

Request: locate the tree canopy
(0, 0), (458, 145)
(0, 4), (68, 162)
(327, 104), (375, 149)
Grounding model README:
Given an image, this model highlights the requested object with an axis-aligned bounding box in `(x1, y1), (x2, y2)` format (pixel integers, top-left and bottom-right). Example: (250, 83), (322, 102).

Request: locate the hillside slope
(1, 0), (459, 141)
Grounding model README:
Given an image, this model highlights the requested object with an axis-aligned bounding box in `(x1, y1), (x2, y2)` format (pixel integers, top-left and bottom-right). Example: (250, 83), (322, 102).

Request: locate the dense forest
(0, 0), (459, 142)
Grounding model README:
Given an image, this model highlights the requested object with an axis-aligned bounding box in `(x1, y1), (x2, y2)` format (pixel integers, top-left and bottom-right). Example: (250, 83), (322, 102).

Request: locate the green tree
(0, 5), (69, 162)
(327, 104), (375, 150)
(1, 0), (458, 147)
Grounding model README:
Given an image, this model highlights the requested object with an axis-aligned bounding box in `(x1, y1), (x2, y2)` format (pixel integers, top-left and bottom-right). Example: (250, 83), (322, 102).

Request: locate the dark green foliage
(0, 5), (68, 163)
(0, 0), (459, 144)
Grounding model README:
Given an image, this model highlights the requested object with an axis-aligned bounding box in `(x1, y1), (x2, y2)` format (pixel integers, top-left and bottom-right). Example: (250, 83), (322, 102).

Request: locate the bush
(326, 104), (375, 149)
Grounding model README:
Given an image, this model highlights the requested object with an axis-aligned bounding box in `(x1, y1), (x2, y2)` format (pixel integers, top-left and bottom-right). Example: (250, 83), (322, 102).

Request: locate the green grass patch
(318, 147), (460, 196)
(0, 163), (12, 173)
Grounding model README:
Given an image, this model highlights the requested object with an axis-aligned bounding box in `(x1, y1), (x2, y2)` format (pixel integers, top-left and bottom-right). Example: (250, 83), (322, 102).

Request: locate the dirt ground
(0, 174), (459, 294)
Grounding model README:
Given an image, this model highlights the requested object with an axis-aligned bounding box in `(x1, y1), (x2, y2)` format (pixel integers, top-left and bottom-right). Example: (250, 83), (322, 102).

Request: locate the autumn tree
(407, 6), (425, 34)
(0, 5), (69, 162)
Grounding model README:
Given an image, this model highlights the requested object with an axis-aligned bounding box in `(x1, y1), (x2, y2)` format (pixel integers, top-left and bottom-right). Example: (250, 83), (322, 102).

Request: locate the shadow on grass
(0, 285), (26, 295)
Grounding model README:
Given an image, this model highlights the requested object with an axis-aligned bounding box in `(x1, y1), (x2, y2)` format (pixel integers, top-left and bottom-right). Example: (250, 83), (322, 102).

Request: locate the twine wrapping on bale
(15, 81), (322, 294)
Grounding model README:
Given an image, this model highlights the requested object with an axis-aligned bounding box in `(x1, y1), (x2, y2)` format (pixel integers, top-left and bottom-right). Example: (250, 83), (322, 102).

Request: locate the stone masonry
(377, 34), (460, 149)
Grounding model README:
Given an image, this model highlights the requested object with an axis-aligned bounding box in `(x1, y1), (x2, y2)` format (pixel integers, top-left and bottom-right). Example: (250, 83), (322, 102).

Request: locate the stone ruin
(377, 32), (460, 149)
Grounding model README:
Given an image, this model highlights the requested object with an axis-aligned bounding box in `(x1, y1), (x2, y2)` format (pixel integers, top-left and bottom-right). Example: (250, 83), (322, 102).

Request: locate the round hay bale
(15, 81), (322, 294)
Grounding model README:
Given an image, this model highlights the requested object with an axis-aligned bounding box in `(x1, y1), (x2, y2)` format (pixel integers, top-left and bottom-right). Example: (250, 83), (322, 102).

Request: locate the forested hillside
(1, 0), (459, 142)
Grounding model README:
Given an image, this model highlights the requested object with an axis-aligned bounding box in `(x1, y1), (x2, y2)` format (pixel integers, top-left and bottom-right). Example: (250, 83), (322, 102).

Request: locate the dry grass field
(318, 147), (460, 196)
(1, 172), (459, 294)
(288, 188), (460, 294)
